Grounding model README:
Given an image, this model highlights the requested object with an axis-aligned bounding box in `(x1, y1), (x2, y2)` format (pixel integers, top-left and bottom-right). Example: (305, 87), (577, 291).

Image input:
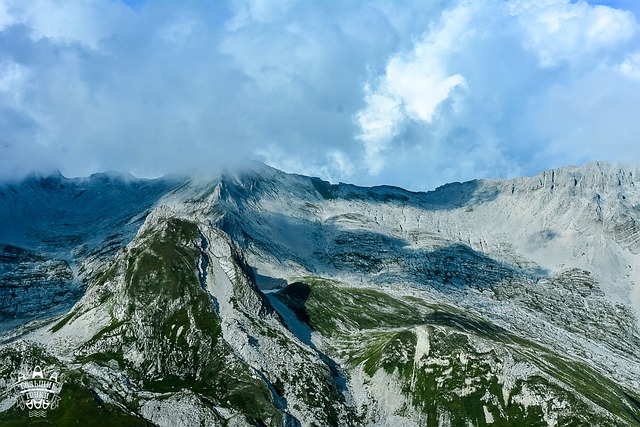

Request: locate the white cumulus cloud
(356, 4), (472, 175)
(511, 0), (637, 67)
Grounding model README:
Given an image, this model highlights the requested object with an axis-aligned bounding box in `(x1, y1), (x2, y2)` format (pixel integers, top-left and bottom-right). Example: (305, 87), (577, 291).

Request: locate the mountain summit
(0, 162), (639, 426)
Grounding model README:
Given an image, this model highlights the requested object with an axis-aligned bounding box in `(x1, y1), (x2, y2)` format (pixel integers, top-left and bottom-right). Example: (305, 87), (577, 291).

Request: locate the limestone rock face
(0, 161), (639, 426)
(0, 244), (74, 324)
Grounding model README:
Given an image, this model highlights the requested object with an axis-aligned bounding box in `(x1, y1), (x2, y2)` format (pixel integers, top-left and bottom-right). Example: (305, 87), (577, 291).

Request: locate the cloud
(510, 0), (637, 67)
(619, 52), (640, 78)
(0, 2), (12, 31)
(525, 67), (640, 167)
(256, 144), (355, 185)
(0, 0), (639, 190)
(356, 4), (472, 175)
(0, 1), (254, 178)
(3, 0), (134, 50)
(352, 0), (640, 188)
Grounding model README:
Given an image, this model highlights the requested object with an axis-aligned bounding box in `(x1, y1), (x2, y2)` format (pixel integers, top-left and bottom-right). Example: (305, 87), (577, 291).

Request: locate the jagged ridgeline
(0, 162), (640, 426)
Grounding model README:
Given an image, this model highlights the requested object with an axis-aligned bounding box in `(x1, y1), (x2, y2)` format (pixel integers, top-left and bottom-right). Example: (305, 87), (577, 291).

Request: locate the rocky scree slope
(0, 161), (639, 426)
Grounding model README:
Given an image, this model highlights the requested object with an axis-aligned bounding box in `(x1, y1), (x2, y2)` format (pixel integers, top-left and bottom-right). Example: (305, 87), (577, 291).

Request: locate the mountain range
(0, 161), (639, 426)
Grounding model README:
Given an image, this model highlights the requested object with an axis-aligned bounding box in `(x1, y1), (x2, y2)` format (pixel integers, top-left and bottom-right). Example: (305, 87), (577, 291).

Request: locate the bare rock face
(0, 172), (181, 329)
(1, 161), (639, 426)
(0, 244), (75, 324)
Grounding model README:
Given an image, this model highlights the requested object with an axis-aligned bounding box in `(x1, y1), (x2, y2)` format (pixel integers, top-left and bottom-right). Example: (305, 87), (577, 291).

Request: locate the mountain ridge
(0, 160), (639, 426)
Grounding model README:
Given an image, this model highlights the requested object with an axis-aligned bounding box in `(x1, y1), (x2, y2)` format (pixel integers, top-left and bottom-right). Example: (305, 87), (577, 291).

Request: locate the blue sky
(1, 0), (639, 190)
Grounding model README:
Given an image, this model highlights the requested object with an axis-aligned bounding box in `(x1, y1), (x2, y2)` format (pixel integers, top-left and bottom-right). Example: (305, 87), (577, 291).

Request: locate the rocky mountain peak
(1, 162), (639, 426)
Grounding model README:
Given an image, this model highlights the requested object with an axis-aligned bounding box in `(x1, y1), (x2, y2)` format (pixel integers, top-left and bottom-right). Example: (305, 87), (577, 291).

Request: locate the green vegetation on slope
(76, 218), (282, 425)
(0, 345), (149, 427)
(0, 377), (150, 427)
(275, 277), (640, 426)
(276, 277), (430, 336)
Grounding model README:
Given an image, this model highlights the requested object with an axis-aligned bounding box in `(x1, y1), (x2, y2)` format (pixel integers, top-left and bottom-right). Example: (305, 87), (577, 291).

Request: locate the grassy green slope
(0, 345), (150, 426)
(71, 218), (281, 425)
(103, 218), (360, 425)
(275, 278), (640, 426)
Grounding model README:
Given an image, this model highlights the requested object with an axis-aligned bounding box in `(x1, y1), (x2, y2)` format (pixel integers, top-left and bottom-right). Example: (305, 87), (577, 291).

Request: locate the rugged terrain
(0, 161), (639, 426)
